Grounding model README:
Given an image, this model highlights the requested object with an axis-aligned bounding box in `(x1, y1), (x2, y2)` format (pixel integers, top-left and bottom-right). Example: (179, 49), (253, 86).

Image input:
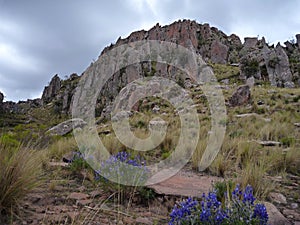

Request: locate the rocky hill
(1, 19), (299, 118)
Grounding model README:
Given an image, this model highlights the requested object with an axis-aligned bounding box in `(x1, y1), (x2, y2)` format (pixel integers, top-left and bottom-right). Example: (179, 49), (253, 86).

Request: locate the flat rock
(135, 217), (153, 225)
(47, 118), (87, 136)
(67, 192), (89, 200)
(255, 140), (281, 146)
(148, 172), (222, 197)
(48, 162), (69, 167)
(264, 202), (291, 225)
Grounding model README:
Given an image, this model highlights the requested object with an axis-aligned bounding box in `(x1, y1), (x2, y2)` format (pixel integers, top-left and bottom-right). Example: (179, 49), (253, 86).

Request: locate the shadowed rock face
(296, 34), (300, 48)
(0, 92), (3, 104)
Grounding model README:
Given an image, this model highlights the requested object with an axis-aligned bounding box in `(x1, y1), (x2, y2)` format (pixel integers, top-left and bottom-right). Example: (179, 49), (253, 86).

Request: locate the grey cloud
(0, 0), (299, 101)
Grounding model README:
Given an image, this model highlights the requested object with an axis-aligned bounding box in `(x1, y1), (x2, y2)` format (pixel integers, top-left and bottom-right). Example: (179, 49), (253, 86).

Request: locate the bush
(169, 184), (268, 225)
(0, 145), (43, 215)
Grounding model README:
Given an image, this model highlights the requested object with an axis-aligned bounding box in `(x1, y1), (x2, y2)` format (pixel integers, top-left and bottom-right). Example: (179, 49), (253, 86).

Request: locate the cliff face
(36, 20), (300, 116)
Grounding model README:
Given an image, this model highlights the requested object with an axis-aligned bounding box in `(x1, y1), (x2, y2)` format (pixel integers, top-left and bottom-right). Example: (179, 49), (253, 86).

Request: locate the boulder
(265, 202), (291, 225)
(229, 85), (251, 106)
(47, 118), (87, 136)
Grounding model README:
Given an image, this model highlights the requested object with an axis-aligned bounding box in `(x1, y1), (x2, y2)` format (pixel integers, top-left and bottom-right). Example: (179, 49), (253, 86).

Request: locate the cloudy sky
(0, 0), (299, 101)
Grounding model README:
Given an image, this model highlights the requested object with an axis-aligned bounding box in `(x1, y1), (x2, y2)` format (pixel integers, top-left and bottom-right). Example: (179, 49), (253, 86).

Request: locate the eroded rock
(229, 85), (251, 106)
(47, 118), (87, 136)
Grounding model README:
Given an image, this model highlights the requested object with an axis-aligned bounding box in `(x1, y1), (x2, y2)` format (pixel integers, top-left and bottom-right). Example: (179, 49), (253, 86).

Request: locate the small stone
(246, 76), (255, 88)
(67, 211), (79, 221)
(152, 105), (160, 113)
(283, 209), (300, 220)
(291, 203), (299, 209)
(35, 207), (46, 213)
(256, 140), (281, 146)
(76, 199), (93, 206)
(257, 100), (264, 105)
(123, 217), (135, 224)
(27, 194), (43, 204)
(221, 79), (229, 85)
(90, 190), (102, 198)
(135, 217), (152, 225)
(68, 192), (89, 200)
(269, 192), (287, 204)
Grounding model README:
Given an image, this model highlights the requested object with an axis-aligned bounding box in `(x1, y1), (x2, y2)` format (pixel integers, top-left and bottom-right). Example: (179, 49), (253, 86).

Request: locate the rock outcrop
(41, 73), (80, 114)
(42, 74), (61, 104)
(34, 20), (299, 116)
(296, 34), (300, 48)
(0, 92), (4, 104)
(239, 37), (296, 88)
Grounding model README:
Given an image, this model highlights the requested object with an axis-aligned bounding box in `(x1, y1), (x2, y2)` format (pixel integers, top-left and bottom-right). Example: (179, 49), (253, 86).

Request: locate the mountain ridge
(0, 19), (299, 116)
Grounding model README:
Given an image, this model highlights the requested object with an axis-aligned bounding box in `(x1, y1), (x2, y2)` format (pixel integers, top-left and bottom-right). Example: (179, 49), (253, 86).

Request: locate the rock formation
(0, 92), (3, 104)
(296, 34), (300, 48)
(42, 74), (61, 104)
(29, 20), (300, 115)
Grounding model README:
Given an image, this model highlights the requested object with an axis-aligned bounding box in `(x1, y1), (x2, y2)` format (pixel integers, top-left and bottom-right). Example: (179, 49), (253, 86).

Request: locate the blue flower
(243, 185), (256, 205)
(253, 203), (268, 225)
(169, 197), (198, 225)
(169, 184), (268, 225)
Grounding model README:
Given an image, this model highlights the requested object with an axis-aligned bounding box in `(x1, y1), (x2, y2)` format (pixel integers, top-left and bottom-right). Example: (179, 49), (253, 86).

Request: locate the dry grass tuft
(0, 145), (44, 214)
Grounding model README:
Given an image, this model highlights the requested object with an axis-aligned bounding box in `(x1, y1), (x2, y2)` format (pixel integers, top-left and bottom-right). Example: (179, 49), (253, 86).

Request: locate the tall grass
(0, 145), (44, 214)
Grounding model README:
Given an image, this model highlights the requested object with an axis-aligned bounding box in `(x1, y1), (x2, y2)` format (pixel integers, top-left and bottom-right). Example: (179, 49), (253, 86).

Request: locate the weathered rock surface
(148, 172), (222, 197)
(42, 74), (61, 104)
(210, 40), (229, 64)
(269, 192), (287, 204)
(47, 118), (87, 136)
(229, 85), (251, 106)
(265, 202), (292, 225)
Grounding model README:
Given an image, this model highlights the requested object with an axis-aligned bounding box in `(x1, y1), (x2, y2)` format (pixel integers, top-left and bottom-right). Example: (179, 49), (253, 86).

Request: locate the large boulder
(229, 85), (251, 106)
(264, 202), (292, 225)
